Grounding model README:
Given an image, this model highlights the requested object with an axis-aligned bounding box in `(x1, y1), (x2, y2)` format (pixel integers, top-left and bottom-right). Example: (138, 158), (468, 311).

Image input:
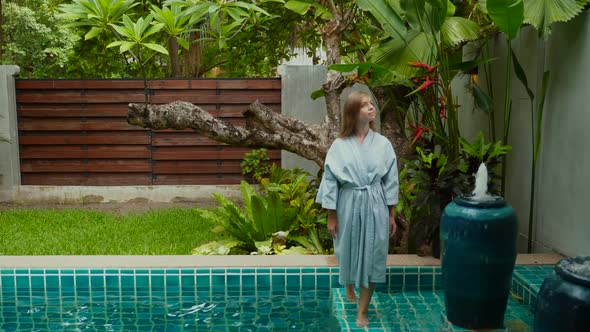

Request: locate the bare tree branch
(127, 101), (329, 166)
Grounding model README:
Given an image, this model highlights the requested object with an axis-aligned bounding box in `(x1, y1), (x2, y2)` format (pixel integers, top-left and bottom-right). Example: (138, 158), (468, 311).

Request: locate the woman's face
(357, 96), (376, 124)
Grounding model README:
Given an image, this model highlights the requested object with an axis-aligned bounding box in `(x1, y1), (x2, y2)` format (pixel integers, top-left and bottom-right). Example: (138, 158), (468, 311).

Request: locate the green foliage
(261, 165), (327, 254)
(486, 0), (524, 40)
(460, 131), (511, 193)
(241, 148), (272, 182)
(523, 0), (590, 39)
(191, 239), (239, 255)
(198, 164), (329, 255)
(107, 14), (167, 55)
(358, 0), (481, 78)
(459, 131), (512, 165)
(58, 0), (138, 40)
(212, 181), (299, 252)
(0, 0), (78, 77)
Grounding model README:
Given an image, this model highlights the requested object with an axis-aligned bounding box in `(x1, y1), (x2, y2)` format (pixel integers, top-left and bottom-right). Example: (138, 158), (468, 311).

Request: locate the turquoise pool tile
(180, 268), (194, 274)
(90, 275), (105, 289)
(105, 275), (119, 288)
(405, 266), (419, 274)
(316, 267), (329, 274)
(271, 274), (285, 287)
(302, 275), (315, 288)
(226, 274), (240, 288)
(61, 275), (74, 288)
(1, 268), (14, 275)
(151, 275), (164, 288)
(195, 268), (211, 275)
(272, 268), (286, 273)
(287, 274), (302, 289)
(165, 275), (180, 287)
(15, 276), (29, 288)
(196, 275), (210, 288)
(119, 269), (134, 275)
(330, 275), (339, 287)
(135, 275), (149, 288)
(75, 275), (89, 289)
(212, 268), (225, 275)
(241, 275), (255, 288)
(316, 274), (329, 287)
(121, 276), (134, 288)
(151, 269), (165, 275)
(389, 266), (404, 273)
(301, 268), (315, 274)
(242, 268), (255, 274)
(135, 269), (149, 274)
(181, 275), (195, 288)
(45, 276), (59, 289)
(89, 269), (103, 275)
(226, 268), (240, 274)
(434, 274), (443, 290)
(15, 269), (29, 275)
(419, 274), (434, 289)
(31, 276), (44, 288)
(405, 274), (418, 286)
(211, 274), (226, 287)
(60, 269), (74, 275)
(30, 269), (44, 275)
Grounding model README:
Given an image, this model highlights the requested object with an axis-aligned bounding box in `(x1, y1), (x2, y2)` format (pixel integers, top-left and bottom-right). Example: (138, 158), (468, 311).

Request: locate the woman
(316, 91), (399, 327)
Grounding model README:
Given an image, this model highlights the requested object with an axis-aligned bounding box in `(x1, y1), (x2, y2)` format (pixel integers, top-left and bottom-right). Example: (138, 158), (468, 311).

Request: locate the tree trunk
(168, 37), (180, 77)
(182, 32), (203, 77)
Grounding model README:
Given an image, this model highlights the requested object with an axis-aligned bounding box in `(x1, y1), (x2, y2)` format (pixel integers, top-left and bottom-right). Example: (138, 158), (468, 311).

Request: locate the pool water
(0, 289), (340, 331)
(0, 266), (552, 331)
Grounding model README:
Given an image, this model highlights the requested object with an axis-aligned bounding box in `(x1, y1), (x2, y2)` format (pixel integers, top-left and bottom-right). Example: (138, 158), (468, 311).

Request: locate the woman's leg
(356, 283), (375, 327)
(345, 284), (357, 302)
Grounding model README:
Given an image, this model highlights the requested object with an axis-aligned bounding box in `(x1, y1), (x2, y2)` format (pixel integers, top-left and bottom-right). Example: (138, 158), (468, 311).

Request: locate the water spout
(471, 163), (495, 202)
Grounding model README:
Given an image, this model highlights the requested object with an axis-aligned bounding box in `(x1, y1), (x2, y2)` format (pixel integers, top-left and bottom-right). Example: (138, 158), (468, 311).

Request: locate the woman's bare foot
(345, 284), (357, 302)
(356, 312), (369, 327)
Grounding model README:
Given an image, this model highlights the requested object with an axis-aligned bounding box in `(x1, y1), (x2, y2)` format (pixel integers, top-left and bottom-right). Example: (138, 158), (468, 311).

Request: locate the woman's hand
(327, 210), (338, 238)
(389, 209), (397, 238)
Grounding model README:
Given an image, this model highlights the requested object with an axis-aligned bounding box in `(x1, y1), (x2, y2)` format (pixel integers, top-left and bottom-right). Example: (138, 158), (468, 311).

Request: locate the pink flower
(408, 61), (438, 73)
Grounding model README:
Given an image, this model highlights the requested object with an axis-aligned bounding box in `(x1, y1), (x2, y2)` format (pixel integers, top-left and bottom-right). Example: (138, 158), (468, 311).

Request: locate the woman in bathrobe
(316, 91), (399, 327)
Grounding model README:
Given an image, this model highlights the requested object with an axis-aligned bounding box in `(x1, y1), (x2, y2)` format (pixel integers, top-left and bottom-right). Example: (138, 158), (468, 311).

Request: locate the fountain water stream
(471, 162), (495, 202)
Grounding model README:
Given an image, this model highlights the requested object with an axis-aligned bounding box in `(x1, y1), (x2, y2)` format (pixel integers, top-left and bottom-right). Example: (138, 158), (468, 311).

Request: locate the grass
(0, 208), (228, 255)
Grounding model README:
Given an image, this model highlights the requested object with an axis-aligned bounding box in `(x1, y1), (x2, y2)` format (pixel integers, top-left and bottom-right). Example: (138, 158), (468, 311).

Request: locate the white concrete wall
(278, 65), (377, 176)
(484, 13), (590, 257)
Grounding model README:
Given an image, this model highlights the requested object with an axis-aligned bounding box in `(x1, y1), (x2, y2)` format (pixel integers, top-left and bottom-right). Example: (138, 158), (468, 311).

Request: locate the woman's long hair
(339, 91), (376, 138)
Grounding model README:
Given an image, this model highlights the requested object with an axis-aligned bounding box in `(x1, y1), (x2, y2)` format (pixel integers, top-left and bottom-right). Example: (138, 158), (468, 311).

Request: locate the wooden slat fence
(15, 79), (281, 185)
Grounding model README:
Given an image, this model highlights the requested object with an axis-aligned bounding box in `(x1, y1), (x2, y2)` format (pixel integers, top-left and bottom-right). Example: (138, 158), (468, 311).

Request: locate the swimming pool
(0, 265), (553, 331)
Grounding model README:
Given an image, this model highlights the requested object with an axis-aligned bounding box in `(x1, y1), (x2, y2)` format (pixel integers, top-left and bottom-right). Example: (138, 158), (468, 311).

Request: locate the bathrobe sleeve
(381, 141), (399, 206)
(316, 142), (340, 210)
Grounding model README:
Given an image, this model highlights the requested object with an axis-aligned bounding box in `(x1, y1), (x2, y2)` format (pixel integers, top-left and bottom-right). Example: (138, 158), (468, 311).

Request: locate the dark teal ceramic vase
(440, 196), (518, 329)
(534, 256), (590, 331)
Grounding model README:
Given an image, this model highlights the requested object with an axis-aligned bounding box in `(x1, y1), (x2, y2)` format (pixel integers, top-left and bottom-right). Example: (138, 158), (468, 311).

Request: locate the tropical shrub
(193, 165), (330, 255)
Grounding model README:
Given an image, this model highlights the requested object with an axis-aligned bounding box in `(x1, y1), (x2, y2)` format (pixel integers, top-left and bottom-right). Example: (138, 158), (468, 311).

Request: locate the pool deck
(0, 253), (562, 268)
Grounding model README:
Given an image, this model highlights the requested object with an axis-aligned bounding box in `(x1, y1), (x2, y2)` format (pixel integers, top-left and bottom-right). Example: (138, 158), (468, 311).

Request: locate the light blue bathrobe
(316, 129), (399, 289)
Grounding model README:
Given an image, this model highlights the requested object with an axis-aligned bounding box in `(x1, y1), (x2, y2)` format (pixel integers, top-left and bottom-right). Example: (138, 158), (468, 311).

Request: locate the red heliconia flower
(408, 61), (438, 73)
(438, 97), (447, 119)
(406, 76), (438, 97)
(408, 122), (428, 145)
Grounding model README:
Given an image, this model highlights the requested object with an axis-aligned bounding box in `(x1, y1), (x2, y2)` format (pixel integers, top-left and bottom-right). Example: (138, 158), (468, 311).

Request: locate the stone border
(0, 185), (243, 203)
(0, 253), (562, 268)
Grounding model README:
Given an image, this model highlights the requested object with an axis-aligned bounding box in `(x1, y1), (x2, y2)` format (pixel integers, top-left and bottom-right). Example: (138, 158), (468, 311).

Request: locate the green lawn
(0, 208), (226, 255)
